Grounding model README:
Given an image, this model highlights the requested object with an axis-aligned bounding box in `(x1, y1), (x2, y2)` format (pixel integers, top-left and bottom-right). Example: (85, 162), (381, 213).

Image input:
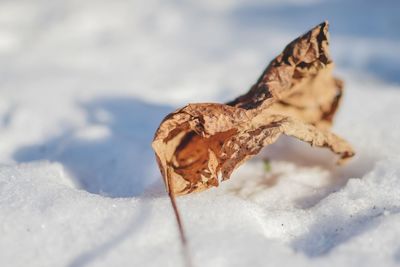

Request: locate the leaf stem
(168, 191), (193, 267)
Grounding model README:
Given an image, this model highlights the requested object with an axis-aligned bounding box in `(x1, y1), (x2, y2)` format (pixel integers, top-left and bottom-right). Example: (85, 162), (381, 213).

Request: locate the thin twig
(168, 191), (193, 267)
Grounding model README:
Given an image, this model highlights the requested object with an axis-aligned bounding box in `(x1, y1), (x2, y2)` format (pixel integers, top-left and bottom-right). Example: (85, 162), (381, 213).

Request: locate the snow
(1, 0), (400, 266)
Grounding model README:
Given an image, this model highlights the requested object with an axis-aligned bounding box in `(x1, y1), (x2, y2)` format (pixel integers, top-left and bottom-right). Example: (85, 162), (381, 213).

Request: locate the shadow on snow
(14, 97), (174, 198)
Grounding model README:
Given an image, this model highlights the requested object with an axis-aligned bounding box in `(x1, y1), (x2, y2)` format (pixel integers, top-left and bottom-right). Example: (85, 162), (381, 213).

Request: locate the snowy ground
(1, 0), (400, 266)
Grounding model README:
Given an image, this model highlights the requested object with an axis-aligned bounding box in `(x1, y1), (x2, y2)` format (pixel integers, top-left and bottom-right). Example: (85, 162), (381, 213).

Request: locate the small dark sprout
(263, 158), (272, 173)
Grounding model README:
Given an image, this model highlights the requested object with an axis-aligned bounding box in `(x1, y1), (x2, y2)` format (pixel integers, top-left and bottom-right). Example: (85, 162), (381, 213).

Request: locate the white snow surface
(1, 0), (400, 266)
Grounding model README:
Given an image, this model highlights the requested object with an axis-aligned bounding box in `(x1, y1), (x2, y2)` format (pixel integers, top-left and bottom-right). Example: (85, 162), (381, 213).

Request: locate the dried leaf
(152, 22), (354, 196)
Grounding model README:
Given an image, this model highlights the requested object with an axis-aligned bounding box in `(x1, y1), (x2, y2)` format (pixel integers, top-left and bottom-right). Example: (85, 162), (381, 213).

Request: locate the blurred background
(0, 0), (399, 197)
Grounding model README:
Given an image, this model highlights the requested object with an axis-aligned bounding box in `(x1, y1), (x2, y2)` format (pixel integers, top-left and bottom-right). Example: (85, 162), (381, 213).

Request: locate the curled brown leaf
(152, 21), (355, 196)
